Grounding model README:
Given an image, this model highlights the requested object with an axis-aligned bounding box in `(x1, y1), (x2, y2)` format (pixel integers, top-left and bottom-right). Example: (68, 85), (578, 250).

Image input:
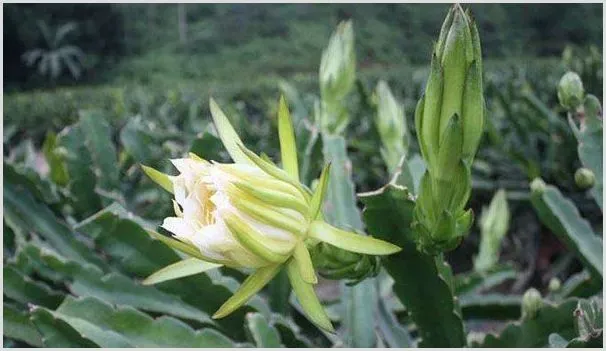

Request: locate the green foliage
(360, 183), (466, 347)
(568, 94), (603, 209)
(21, 21), (86, 80)
(3, 6), (604, 348)
(33, 296), (235, 347)
(245, 313), (283, 347)
(473, 299), (579, 347)
(530, 179), (603, 279)
(320, 134), (377, 347)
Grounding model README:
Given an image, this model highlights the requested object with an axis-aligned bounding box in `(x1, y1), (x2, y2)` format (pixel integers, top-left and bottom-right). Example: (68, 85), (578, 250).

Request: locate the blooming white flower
(141, 96), (400, 332)
(162, 158), (302, 268)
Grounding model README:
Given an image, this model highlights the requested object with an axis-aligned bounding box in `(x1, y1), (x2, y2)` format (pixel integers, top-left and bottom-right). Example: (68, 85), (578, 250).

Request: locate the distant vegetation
(4, 3), (603, 91)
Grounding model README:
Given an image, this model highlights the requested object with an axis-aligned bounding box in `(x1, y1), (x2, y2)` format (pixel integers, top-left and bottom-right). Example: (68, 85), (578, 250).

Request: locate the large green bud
(416, 4), (484, 171)
(557, 71), (584, 110)
(319, 20), (356, 134)
(412, 4), (484, 254)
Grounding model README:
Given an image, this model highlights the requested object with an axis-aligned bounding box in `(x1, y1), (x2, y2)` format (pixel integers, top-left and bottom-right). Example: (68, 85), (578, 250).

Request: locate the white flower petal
(162, 217), (198, 240)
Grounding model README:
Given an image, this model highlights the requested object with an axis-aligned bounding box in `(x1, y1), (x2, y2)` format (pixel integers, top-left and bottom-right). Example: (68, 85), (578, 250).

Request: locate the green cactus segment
(74, 202), (270, 340)
(455, 264), (517, 296)
(459, 294), (523, 320)
(360, 184), (466, 347)
(3, 303), (44, 347)
(320, 133), (377, 347)
(530, 180), (603, 279)
(79, 110), (121, 201)
(56, 123), (103, 217)
(33, 296), (235, 347)
(4, 265), (64, 309)
(3, 166), (107, 269)
(245, 313), (283, 347)
(568, 94), (603, 209)
(16, 242), (218, 328)
(472, 299), (579, 347)
(30, 307), (98, 347)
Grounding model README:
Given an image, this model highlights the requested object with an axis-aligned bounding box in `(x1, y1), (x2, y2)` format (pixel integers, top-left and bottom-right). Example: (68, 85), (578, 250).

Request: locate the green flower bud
(575, 168), (596, 190)
(521, 288), (543, 320)
(548, 278), (561, 292)
(309, 242), (380, 285)
(374, 80), (408, 173)
(319, 20), (356, 134)
(416, 4), (484, 171)
(474, 189), (510, 272)
(412, 5), (484, 254)
(557, 71), (585, 110)
(530, 177), (547, 195)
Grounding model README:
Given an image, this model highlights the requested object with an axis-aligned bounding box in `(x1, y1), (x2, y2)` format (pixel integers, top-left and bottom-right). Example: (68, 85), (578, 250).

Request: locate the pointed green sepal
(230, 180), (309, 215)
(228, 193), (304, 236)
(188, 152), (205, 162)
(309, 163), (332, 220)
(308, 220), (401, 255)
(142, 257), (222, 285)
(237, 142), (310, 201)
(286, 259), (334, 332)
(146, 229), (229, 266)
(421, 54), (444, 170)
(209, 97), (253, 165)
(431, 210), (456, 242)
(293, 243), (317, 284)
(219, 164), (305, 201)
(456, 208), (474, 236)
(436, 114), (464, 181)
(141, 165), (174, 193)
(461, 60), (484, 161)
(223, 213), (293, 263)
(278, 95), (300, 181)
(213, 264), (282, 319)
(260, 152), (277, 165)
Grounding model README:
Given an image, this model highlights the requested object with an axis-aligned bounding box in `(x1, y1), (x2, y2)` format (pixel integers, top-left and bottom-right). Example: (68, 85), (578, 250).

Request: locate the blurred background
(3, 1), (603, 281)
(2, 4), (604, 346)
(4, 3), (603, 91)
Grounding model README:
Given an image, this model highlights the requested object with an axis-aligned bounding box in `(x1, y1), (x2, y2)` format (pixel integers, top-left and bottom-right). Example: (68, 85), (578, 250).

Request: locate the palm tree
(21, 21), (86, 81)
